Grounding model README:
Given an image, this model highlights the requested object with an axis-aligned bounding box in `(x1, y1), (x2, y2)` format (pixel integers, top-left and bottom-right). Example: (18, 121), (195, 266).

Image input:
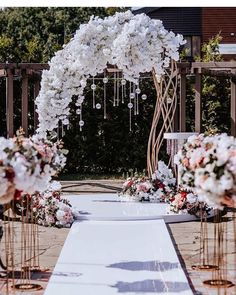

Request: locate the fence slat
(195, 72), (202, 133)
(6, 69), (14, 138)
(34, 79), (40, 131)
(21, 71), (29, 136)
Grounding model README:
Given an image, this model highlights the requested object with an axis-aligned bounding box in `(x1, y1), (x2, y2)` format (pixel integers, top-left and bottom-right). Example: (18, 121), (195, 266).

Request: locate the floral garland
(175, 133), (236, 208)
(31, 181), (78, 228)
(0, 130), (67, 204)
(35, 10), (185, 136)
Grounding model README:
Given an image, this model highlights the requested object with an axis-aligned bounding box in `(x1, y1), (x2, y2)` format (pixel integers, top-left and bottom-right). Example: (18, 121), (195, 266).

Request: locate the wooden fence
(1, 62), (236, 137)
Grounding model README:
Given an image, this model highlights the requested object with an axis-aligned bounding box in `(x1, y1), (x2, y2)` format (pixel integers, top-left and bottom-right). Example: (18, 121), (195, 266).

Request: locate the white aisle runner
(44, 219), (193, 295)
(66, 193), (200, 222)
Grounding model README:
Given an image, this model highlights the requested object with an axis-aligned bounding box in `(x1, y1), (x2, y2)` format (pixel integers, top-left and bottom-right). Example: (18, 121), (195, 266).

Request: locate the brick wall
(202, 8), (236, 44)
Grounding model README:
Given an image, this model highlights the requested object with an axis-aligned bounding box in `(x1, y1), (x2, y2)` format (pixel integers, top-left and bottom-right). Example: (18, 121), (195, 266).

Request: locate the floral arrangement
(120, 159), (212, 217)
(31, 181), (77, 228)
(175, 133), (236, 208)
(167, 188), (211, 217)
(174, 133), (206, 190)
(32, 134), (67, 176)
(120, 161), (176, 202)
(0, 130), (67, 204)
(151, 160), (176, 201)
(120, 176), (153, 202)
(35, 10), (185, 136)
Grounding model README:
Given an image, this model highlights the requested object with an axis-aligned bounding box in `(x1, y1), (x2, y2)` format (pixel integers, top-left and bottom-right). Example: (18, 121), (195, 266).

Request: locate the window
(180, 36), (201, 60)
(183, 36), (192, 57)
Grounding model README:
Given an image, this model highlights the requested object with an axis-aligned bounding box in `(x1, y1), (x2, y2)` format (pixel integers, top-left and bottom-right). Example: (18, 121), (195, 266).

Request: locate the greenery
(200, 34), (230, 133)
(59, 173), (124, 181)
(0, 7), (123, 62)
(185, 34), (230, 133)
(0, 8), (232, 178)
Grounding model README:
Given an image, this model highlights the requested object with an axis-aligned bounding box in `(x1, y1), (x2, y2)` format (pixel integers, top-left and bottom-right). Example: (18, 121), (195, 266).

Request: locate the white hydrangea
(152, 160), (176, 186)
(0, 134), (66, 204)
(177, 133), (236, 208)
(47, 181), (62, 192)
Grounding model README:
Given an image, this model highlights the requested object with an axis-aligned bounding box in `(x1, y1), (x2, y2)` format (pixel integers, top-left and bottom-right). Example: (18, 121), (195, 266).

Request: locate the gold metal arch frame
(147, 60), (178, 177)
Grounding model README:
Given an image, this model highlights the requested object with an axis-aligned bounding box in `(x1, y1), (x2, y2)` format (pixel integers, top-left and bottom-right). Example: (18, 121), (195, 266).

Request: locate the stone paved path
(169, 216), (236, 295)
(0, 180), (235, 295)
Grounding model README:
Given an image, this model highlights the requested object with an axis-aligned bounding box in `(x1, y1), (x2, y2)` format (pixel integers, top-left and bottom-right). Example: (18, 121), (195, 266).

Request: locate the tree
(0, 7), (110, 62)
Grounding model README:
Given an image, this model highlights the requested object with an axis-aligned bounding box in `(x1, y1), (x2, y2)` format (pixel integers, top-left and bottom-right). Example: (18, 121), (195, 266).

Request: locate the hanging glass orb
(128, 102), (133, 109)
(167, 97), (172, 104)
(130, 93), (135, 99)
(62, 119), (69, 125)
(80, 80), (87, 88)
(141, 94), (147, 100)
(96, 103), (101, 109)
(121, 79), (126, 85)
(76, 109), (81, 115)
(103, 77), (108, 84)
(79, 120), (84, 127)
(135, 88), (141, 94)
(91, 84), (96, 90)
(77, 96), (84, 104)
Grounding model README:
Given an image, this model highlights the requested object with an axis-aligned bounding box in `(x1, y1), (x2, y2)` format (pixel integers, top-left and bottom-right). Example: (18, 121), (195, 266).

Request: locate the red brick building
(134, 7), (236, 60)
(202, 8), (236, 60)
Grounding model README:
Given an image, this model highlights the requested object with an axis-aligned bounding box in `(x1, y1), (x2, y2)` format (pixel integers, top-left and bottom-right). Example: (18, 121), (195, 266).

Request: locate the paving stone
(0, 180), (235, 294)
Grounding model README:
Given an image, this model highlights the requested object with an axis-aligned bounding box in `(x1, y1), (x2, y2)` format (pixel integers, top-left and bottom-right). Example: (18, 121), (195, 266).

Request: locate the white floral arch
(36, 10), (185, 175)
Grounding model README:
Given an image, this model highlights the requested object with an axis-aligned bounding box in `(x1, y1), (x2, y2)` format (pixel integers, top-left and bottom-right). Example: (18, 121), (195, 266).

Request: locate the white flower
(35, 11), (185, 134)
(186, 193), (197, 204)
(47, 181), (62, 192)
(56, 209), (65, 221)
(178, 133), (236, 208)
(152, 161), (176, 186)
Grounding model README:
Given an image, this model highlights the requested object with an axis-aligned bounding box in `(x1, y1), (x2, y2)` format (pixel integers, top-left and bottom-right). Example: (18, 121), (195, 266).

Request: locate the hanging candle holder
(77, 98), (84, 131)
(76, 95), (84, 131)
(91, 77), (96, 109)
(79, 119), (84, 132)
(116, 71), (120, 106)
(103, 76), (108, 119)
(141, 94), (147, 100)
(76, 108), (82, 116)
(113, 72), (117, 107)
(76, 72), (152, 133)
(121, 76), (126, 104)
(128, 81), (134, 131)
(96, 103), (101, 110)
(132, 83), (137, 116)
(135, 80), (141, 115)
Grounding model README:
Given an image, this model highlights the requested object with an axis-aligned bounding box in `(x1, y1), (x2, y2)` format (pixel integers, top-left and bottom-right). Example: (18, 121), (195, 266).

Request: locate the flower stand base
(12, 283), (43, 291)
(191, 264), (218, 271)
(203, 279), (234, 288)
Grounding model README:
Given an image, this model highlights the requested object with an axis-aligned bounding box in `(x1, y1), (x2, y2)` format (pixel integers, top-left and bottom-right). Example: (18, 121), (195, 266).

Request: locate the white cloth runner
(44, 219), (193, 295)
(66, 193), (199, 223)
